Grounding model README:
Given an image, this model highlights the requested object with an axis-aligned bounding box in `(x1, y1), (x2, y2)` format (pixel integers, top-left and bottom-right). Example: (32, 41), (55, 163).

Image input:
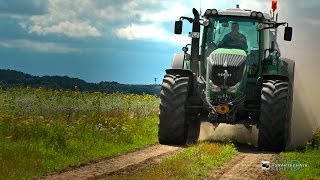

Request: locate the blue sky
(0, 0), (319, 84)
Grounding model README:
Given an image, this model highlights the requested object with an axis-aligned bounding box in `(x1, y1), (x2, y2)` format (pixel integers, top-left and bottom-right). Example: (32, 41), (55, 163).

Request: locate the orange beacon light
(272, 0), (278, 11)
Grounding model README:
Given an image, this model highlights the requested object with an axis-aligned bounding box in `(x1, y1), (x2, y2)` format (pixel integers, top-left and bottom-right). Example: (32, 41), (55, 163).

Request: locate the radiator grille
(208, 53), (247, 87)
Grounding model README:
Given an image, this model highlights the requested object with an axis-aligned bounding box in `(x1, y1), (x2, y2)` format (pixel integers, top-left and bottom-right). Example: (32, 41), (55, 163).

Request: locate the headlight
(257, 12), (264, 18)
(251, 11), (264, 19)
(228, 83), (240, 93)
(204, 9), (218, 16)
(211, 9), (218, 15)
(251, 11), (257, 17)
(205, 9), (211, 16)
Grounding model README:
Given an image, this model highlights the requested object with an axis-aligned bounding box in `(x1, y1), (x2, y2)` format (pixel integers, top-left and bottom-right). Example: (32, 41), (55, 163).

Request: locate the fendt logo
(217, 73), (232, 77)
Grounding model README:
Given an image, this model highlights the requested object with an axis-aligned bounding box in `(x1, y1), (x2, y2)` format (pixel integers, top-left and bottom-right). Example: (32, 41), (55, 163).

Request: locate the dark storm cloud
(0, 0), (48, 15)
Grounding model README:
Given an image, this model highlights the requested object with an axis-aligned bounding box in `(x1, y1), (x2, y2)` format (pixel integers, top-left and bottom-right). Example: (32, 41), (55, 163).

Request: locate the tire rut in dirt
(37, 144), (182, 180)
(205, 152), (280, 180)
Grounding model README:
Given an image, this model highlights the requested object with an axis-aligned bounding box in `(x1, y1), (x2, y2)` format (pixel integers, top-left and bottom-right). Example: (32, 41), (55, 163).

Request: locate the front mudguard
(171, 53), (185, 69)
(282, 58), (295, 87)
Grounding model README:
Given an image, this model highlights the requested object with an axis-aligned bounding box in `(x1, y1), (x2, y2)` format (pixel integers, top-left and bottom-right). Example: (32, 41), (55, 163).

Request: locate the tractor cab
(200, 7), (290, 78)
(202, 14), (261, 78)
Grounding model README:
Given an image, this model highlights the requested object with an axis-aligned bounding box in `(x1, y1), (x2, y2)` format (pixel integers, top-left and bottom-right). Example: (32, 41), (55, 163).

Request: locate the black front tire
(158, 73), (200, 145)
(258, 80), (291, 151)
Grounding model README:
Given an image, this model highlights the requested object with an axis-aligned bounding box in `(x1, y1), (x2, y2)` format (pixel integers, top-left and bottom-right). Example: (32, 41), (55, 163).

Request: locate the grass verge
(111, 142), (238, 180)
(280, 130), (320, 179)
(0, 87), (159, 179)
(0, 116), (158, 180)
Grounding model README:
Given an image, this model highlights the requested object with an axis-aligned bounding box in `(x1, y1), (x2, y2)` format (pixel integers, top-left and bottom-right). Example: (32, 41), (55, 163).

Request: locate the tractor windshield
(203, 16), (260, 59)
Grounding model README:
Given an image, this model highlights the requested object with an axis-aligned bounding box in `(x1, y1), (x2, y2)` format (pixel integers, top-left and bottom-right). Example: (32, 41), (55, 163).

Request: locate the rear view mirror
(182, 46), (188, 52)
(284, 26), (292, 41)
(174, 21), (183, 34)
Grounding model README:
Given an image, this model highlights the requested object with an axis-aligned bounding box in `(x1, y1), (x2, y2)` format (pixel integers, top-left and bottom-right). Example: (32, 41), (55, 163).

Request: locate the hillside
(0, 69), (161, 95)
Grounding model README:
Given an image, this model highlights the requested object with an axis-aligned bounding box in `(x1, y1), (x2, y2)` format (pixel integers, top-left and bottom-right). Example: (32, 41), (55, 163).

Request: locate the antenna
(199, 0), (202, 16)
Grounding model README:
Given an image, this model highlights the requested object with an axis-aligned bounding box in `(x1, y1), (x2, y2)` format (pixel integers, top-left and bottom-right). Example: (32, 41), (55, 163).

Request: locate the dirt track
(38, 144), (183, 180)
(38, 142), (283, 180)
(38, 121), (285, 180)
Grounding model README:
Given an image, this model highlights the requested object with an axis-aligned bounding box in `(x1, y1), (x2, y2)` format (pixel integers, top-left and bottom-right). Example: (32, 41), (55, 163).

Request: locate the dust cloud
(199, 123), (259, 147)
(289, 70), (320, 149)
(199, 63), (320, 149)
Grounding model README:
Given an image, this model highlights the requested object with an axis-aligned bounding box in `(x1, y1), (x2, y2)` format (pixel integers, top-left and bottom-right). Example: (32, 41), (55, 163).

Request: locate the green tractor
(158, 4), (294, 151)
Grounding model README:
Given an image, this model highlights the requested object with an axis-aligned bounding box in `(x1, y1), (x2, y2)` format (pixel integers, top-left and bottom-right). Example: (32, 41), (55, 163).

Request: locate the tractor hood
(207, 48), (248, 96)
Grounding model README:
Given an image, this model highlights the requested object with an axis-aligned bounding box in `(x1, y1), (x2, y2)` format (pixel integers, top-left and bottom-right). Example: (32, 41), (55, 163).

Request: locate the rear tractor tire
(258, 80), (291, 151)
(158, 73), (201, 145)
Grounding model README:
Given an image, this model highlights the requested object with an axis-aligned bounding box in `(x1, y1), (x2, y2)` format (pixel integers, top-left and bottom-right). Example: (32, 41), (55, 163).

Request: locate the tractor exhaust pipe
(190, 8), (201, 74)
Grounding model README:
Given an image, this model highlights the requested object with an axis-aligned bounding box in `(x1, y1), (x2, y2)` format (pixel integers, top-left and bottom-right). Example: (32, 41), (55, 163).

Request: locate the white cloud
(0, 39), (80, 53)
(138, 2), (190, 23)
(22, 0), (200, 40)
(23, 0), (102, 38)
(93, 7), (121, 22)
(27, 21), (101, 38)
(116, 23), (190, 46)
(113, 1), (196, 45)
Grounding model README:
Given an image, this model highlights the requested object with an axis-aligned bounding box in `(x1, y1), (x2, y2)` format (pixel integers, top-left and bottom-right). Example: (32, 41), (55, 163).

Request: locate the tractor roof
(206, 8), (271, 20)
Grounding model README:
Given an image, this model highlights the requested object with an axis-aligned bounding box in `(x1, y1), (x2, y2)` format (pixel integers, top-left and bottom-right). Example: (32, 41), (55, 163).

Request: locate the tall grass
(280, 130), (320, 179)
(0, 87), (159, 179)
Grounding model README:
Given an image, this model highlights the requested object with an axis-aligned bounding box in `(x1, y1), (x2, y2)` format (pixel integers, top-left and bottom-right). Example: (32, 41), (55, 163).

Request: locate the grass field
(0, 87), (159, 179)
(280, 130), (320, 179)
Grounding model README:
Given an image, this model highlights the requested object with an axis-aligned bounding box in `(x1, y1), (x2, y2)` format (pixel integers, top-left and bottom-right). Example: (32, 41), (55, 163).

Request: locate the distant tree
(0, 69), (161, 95)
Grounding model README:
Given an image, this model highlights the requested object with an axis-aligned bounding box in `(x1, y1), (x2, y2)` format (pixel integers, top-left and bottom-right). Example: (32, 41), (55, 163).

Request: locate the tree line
(0, 69), (161, 95)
